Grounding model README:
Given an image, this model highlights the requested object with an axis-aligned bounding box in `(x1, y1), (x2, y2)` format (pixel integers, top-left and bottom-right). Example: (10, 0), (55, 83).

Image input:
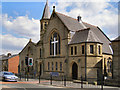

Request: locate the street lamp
(104, 76), (107, 86)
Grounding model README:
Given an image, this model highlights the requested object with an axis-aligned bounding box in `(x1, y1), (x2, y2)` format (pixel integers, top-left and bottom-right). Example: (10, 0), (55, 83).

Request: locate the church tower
(40, 0), (50, 41)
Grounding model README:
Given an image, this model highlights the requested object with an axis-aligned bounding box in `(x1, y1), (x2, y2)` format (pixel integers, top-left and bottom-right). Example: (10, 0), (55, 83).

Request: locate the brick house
(0, 54), (19, 74)
(8, 54), (19, 74)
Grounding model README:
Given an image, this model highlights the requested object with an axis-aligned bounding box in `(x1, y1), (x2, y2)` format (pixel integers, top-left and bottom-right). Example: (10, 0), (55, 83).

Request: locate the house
(0, 53), (19, 74)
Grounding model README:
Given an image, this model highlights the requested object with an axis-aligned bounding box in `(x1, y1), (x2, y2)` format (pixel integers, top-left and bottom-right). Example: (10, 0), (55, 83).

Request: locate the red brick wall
(8, 55), (19, 74)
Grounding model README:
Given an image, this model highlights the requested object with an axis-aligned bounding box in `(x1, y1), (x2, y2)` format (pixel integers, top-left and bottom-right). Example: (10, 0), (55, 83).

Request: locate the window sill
(48, 56), (65, 58)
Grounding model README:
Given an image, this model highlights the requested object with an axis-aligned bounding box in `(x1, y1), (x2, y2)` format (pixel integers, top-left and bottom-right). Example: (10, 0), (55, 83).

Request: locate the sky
(0, 0), (119, 55)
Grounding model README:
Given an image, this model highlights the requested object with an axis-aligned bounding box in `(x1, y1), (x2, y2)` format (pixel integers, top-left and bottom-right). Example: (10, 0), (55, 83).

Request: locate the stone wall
(111, 41), (120, 82)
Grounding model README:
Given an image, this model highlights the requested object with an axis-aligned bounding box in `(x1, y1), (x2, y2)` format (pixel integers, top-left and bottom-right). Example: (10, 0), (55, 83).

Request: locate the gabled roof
(56, 12), (89, 31)
(54, 12), (112, 54)
(83, 22), (112, 54)
(19, 40), (36, 55)
(36, 40), (42, 46)
(42, 0), (50, 19)
(69, 29), (102, 44)
(0, 54), (18, 61)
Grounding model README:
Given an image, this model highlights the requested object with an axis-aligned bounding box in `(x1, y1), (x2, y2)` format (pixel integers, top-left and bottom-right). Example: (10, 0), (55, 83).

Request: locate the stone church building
(19, 1), (113, 82)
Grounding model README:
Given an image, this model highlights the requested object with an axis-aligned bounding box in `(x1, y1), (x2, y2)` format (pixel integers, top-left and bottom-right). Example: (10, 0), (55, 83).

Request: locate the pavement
(15, 78), (120, 89)
(0, 77), (119, 90)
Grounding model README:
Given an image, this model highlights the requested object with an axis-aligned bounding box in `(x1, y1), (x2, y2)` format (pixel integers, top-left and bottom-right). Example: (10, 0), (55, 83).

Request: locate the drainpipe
(85, 42), (87, 81)
(42, 42), (44, 76)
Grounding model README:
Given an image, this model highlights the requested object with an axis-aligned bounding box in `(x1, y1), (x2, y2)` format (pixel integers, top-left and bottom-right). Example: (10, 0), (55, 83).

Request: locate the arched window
(44, 22), (47, 29)
(21, 61), (24, 71)
(98, 45), (101, 54)
(107, 60), (112, 73)
(41, 23), (43, 30)
(40, 48), (42, 58)
(50, 32), (60, 56)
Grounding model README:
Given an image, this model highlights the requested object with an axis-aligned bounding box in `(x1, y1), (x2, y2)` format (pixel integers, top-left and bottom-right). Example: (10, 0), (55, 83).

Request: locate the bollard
(62, 76), (64, 85)
(27, 73), (29, 81)
(39, 74), (40, 83)
(25, 74), (26, 81)
(50, 74), (52, 85)
(64, 75), (66, 86)
(101, 80), (103, 90)
(27, 67), (29, 81)
(20, 73), (21, 81)
(101, 75), (104, 90)
(81, 76), (83, 88)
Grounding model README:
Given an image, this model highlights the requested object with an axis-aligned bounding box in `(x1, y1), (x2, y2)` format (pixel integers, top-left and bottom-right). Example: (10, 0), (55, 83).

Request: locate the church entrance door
(72, 62), (78, 80)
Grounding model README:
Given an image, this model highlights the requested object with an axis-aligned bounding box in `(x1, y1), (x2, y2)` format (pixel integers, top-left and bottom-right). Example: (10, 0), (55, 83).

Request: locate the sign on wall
(50, 72), (59, 76)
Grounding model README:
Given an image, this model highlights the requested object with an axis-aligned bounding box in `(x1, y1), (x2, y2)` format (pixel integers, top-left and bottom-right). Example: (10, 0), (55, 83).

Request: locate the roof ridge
(29, 40), (36, 45)
(76, 28), (90, 32)
(83, 22), (97, 28)
(56, 12), (97, 28)
(31, 41), (36, 45)
(56, 12), (77, 21)
(87, 30), (101, 42)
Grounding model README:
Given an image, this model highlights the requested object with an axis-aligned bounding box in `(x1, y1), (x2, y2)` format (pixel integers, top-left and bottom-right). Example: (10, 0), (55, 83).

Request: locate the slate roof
(0, 54), (6, 58)
(42, 0), (50, 19)
(56, 12), (89, 31)
(83, 22), (112, 54)
(69, 29), (102, 44)
(55, 12), (112, 54)
(0, 55), (8, 61)
(0, 54), (18, 61)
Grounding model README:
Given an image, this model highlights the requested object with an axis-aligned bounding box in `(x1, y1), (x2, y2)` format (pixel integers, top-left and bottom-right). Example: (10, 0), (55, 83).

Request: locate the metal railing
(17, 73), (110, 89)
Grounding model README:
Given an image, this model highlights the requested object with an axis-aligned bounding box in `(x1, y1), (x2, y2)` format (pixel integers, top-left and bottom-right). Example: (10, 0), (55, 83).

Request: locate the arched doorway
(72, 62), (78, 80)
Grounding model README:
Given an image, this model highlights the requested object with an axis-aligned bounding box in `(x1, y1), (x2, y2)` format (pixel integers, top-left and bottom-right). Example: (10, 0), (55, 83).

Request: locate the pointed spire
(42, 0), (50, 19)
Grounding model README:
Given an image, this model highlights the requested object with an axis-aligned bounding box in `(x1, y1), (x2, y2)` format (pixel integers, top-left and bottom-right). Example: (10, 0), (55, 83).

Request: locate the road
(1, 80), (62, 88)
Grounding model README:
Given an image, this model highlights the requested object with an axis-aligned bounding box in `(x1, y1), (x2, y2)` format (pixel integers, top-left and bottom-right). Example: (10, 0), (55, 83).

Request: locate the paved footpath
(1, 79), (62, 89)
(14, 78), (120, 89)
(0, 78), (120, 90)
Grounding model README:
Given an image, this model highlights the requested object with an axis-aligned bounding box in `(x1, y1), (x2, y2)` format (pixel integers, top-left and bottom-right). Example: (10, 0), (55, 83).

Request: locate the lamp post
(101, 74), (107, 90)
(27, 66), (29, 81)
(104, 76), (107, 86)
(25, 56), (29, 81)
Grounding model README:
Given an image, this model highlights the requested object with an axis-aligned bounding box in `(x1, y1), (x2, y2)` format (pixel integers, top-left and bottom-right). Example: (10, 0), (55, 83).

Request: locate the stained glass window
(50, 32), (60, 56)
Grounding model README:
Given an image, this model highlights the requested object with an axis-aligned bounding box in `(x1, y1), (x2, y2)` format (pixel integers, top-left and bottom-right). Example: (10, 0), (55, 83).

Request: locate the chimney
(53, 6), (55, 12)
(77, 15), (88, 29)
(7, 53), (11, 57)
(77, 15), (82, 23)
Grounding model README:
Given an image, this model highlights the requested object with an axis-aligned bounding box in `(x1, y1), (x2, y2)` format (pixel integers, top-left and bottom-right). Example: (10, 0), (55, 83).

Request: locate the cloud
(0, 34), (29, 55)
(50, 2), (118, 39)
(2, 14), (40, 42)
(1, 1), (118, 55)
(2, 14), (40, 55)
(51, 0), (112, 2)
